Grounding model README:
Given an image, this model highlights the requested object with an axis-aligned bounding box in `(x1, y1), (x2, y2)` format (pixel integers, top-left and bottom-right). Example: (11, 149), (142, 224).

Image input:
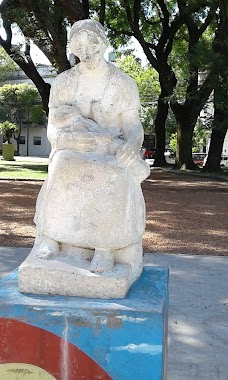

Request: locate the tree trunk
(37, 82), (51, 116)
(203, 127), (227, 172)
(16, 137), (20, 155)
(203, 5), (228, 172)
(171, 103), (198, 169)
(13, 122), (22, 155)
(203, 87), (228, 172)
(153, 94), (169, 166)
(14, 134), (21, 155)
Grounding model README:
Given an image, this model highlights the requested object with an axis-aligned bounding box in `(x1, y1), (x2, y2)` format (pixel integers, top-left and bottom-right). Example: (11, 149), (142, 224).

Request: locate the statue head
(69, 19), (107, 70)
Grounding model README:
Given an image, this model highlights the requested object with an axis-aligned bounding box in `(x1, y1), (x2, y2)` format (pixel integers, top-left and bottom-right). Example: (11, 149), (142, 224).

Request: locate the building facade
(0, 64), (56, 157)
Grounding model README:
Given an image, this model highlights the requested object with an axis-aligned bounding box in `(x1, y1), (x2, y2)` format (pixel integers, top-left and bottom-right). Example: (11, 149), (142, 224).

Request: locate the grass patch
(0, 159), (48, 179)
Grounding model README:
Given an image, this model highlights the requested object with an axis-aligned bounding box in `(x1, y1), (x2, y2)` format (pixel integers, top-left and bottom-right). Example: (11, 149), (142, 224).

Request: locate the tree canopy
(0, 0), (227, 171)
(116, 54), (160, 134)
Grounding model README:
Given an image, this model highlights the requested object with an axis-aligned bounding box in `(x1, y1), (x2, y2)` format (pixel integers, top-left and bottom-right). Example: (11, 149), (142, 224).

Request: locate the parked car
(203, 154), (228, 167)
(142, 148), (156, 159)
(192, 153), (207, 166)
(220, 155), (228, 167)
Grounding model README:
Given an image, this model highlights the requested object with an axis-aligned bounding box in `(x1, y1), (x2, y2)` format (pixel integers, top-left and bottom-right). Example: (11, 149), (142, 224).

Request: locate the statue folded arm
(47, 107), (97, 153)
(117, 109), (144, 168)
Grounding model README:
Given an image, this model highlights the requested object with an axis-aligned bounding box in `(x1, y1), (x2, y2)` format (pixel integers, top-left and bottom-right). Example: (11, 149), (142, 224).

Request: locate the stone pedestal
(0, 266), (168, 380)
(18, 244), (144, 299)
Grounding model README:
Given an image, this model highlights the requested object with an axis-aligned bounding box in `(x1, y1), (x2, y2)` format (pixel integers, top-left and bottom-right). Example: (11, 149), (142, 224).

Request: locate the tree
(203, 0), (228, 172)
(99, 0), (185, 166)
(0, 121), (18, 143)
(104, 1), (228, 171)
(168, 1), (218, 169)
(0, 46), (16, 82)
(116, 54), (160, 134)
(0, 0), (96, 110)
(0, 83), (44, 154)
(96, 0), (220, 169)
(1, 0), (223, 170)
(0, 0), (89, 113)
(0, 16), (50, 114)
(2, 0), (180, 163)
(0, 0), (187, 164)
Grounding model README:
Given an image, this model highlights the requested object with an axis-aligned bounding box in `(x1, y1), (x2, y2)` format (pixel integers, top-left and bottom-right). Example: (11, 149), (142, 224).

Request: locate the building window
(19, 136), (25, 145)
(33, 136), (41, 146)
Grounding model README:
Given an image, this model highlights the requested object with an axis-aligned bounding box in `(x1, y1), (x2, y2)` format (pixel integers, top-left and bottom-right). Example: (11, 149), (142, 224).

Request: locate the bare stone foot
(90, 249), (114, 273)
(35, 237), (59, 260)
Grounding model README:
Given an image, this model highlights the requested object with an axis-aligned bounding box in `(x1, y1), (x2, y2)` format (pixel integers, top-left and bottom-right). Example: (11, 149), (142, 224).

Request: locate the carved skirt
(34, 150), (146, 250)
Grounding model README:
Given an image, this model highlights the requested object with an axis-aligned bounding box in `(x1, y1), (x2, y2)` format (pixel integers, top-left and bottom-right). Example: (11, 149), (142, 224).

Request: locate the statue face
(70, 30), (106, 70)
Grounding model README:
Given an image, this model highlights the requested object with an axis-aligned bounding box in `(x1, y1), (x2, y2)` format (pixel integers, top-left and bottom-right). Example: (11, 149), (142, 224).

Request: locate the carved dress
(34, 63), (150, 250)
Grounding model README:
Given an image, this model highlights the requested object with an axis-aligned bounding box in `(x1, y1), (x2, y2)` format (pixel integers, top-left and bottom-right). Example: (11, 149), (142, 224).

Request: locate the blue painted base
(0, 266), (169, 380)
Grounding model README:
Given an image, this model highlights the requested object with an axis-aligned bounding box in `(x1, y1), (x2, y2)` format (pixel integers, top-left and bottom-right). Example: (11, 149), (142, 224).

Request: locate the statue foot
(90, 249), (114, 273)
(35, 237), (59, 260)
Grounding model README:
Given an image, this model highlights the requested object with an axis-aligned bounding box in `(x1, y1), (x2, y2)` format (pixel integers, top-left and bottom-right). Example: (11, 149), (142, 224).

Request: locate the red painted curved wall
(0, 318), (112, 380)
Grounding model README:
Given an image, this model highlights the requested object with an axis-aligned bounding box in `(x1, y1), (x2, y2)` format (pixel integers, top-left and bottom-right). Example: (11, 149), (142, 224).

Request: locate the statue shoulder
(51, 67), (76, 90)
(108, 63), (138, 90)
(49, 67), (78, 108)
(108, 63), (140, 110)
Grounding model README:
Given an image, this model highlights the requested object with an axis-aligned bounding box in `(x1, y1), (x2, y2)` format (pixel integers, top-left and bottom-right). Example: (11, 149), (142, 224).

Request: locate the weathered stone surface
(19, 250), (131, 299)
(18, 19), (150, 298)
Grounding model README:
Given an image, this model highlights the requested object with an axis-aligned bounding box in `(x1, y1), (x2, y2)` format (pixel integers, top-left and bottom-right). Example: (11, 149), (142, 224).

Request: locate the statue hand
(116, 143), (139, 167)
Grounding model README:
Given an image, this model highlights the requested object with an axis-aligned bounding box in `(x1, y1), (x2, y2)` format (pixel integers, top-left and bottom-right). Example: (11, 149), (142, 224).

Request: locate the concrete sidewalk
(144, 253), (228, 380)
(0, 247), (227, 380)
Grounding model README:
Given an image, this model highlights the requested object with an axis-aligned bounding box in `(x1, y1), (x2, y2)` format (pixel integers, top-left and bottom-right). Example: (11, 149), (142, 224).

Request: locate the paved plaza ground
(0, 167), (227, 379)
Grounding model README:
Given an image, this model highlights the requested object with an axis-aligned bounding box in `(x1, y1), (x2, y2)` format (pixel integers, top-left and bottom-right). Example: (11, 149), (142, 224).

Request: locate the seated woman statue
(33, 19), (150, 279)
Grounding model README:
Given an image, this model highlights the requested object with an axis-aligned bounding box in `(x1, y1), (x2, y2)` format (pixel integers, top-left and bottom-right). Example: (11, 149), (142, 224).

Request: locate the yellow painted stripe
(0, 363), (57, 380)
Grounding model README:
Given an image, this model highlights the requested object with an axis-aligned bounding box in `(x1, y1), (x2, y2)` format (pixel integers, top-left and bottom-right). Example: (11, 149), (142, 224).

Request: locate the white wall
(6, 64), (56, 86)
(13, 127), (51, 157)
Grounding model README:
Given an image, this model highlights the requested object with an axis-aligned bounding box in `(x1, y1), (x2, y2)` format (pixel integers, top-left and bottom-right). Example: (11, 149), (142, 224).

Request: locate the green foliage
(193, 122), (210, 151)
(117, 55), (160, 100)
(0, 121), (18, 143)
(91, 0), (131, 48)
(0, 47), (16, 82)
(29, 105), (46, 125)
(116, 54), (160, 132)
(169, 133), (177, 155)
(0, 83), (40, 124)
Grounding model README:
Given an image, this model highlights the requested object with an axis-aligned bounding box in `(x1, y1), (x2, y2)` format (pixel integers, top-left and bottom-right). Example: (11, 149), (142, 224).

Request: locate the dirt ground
(0, 169), (227, 255)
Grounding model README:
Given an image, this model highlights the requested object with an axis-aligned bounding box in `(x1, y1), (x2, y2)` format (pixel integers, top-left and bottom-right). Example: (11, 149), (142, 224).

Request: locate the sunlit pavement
(0, 247), (227, 380)
(144, 253), (228, 380)
(0, 155), (49, 162)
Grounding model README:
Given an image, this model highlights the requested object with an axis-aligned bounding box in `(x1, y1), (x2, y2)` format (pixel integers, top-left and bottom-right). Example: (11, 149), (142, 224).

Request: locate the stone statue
(18, 19), (150, 298)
